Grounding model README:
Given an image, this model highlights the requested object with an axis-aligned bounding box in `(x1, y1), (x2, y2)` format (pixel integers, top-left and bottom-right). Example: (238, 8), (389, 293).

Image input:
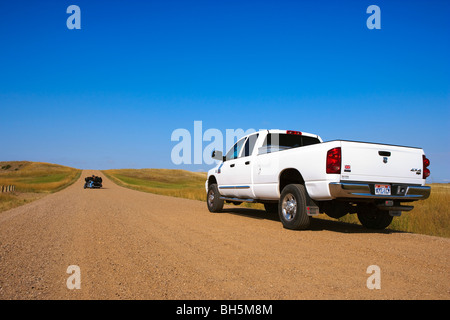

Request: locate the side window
(258, 133), (280, 154)
(225, 137), (246, 161)
(242, 134), (259, 157)
(258, 133), (319, 154)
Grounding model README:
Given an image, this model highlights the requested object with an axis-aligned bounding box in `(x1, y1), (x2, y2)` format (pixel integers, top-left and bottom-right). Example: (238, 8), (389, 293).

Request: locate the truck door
(252, 132), (283, 200)
(217, 134), (258, 198)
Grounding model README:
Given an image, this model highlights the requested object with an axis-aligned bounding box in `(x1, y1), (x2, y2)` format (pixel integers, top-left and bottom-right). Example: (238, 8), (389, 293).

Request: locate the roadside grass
(105, 168), (449, 238)
(0, 161), (81, 213)
(102, 169), (208, 201)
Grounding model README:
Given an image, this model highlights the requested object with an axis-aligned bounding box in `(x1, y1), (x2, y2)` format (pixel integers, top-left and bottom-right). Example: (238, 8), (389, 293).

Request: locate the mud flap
(305, 189), (320, 216)
(306, 206), (320, 216)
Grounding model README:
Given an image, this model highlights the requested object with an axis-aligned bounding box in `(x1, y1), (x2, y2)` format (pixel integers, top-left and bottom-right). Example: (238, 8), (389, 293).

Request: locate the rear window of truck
(258, 134), (320, 154)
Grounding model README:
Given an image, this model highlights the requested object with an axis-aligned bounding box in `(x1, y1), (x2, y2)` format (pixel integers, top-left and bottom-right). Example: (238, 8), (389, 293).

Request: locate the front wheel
(278, 184), (311, 230)
(357, 205), (393, 230)
(207, 184), (224, 213)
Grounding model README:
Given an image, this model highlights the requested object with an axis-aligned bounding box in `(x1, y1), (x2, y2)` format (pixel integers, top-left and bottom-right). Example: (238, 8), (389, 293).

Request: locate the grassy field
(105, 168), (449, 238)
(0, 161), (81, 213)
(102, 169), (208, 201)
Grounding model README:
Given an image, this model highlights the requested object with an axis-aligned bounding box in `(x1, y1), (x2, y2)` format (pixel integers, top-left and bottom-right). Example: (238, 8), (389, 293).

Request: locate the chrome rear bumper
(329, 182), (431, 200)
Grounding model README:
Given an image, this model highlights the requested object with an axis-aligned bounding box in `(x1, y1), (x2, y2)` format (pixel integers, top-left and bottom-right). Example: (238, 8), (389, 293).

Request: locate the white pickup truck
(206, 130), (431, 230)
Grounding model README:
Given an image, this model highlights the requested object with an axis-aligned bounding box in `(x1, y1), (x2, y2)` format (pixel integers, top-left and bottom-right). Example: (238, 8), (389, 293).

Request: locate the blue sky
(0, 0), (449, 182)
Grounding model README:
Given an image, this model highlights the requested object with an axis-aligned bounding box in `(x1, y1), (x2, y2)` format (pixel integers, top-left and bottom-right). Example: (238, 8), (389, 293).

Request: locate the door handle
(230, 164), (235, 168)
(245, 161), (250, 165)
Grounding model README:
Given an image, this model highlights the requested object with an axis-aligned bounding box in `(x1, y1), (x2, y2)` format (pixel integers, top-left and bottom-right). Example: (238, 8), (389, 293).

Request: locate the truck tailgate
(340, 141), (425, 184)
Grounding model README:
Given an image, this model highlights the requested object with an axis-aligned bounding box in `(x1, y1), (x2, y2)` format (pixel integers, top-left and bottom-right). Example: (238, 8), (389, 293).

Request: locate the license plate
(375, 184), (391, 195)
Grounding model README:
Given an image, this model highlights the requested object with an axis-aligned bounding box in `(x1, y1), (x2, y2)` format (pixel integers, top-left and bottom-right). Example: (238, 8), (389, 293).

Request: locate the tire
(207, 184), (224, 213)
(278, 184), (311, 230)
(357, 204), (393, 230)
(264, 203), (278, 214)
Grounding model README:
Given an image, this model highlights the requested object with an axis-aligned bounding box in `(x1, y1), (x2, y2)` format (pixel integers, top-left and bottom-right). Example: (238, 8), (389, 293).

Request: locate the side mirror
(211, 150), (224, 161)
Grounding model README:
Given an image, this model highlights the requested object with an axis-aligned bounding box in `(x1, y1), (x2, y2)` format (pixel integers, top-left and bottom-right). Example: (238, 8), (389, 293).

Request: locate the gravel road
(0, 170), (448, 299)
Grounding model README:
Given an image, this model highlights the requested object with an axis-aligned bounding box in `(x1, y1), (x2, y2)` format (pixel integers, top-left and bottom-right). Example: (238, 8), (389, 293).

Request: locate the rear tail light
(326, 147), (341, 174)
(423, 155), (430, 179)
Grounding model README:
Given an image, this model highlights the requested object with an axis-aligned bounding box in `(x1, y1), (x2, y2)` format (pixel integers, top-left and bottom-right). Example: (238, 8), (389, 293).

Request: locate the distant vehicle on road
(84, 175), (103, 189)
(206, 129), (431, 230)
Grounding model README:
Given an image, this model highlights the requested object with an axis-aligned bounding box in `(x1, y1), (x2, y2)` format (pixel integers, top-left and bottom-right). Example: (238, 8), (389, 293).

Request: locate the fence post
(3, 185), (15, 192)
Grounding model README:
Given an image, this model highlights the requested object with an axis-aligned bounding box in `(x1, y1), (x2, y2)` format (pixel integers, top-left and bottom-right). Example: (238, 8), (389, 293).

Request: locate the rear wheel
(278, 184), (311, 230)
(207, 184), (224, 213)
(357, 204), (393, 230)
